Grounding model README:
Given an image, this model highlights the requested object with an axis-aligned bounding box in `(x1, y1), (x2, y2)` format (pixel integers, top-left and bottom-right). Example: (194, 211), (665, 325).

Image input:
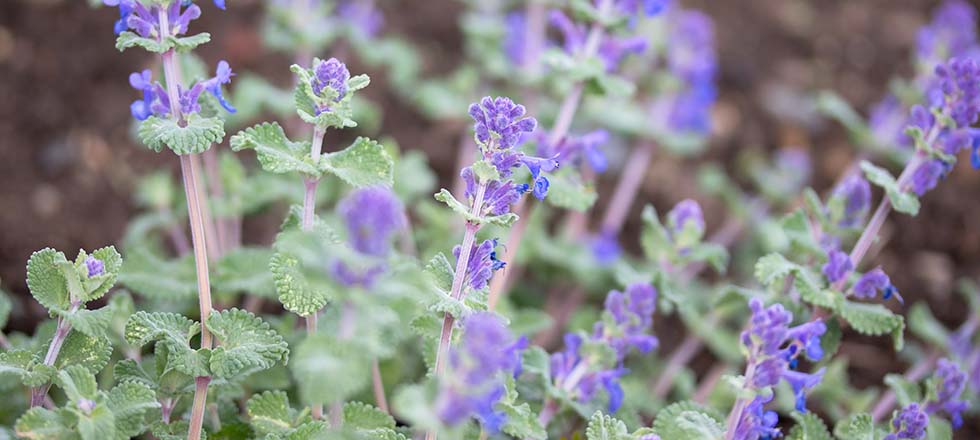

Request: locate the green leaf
(343, 401), (396, 430)
(125, 311), (200, 349)
(320, 137), (394, 188)
(0, 289), (11, 329)
(545, 168), (597, 212)
(57, 365), (98, 403)
(838, 300), (905, 350)
(787, 411), (832, 440)
(229, 122), (317, 176)
(168, 33), (211, 52)
(652, 401), (724, 440)
(883, 374), (921, 407)
(27, 248), (71, 311)
(832, 413), (878, 440)
(107, 381), (158, 440)
(124, 311), (207, 377)
(54, 331), (113, 376)
(205, 308), (289, 378)
(816, 91), (872, 146)
(270, 252), (329, 317)
(424, 253), (454, 294)
(115, 31), (169, 53)
(138, 114), (225, 155)
(925, 417), (952, 440)
(290, 333), (371, 406)
(860, 161), (919, 216)
(214, 247), (276, 298)
(640, 205), (671, 262)
(907, 303), (949, 348)
(754, 253), (797, 286)
(15, 407), (75, 439)
(247, 391), (294, 436)
(57, 307), (113, 339)
(433, 189), (518, 226)
(585, 411), (631, 440)
(497, 377), (546, 440)
(0, 349), (57, 388)
(471, 160), (501, 183)
(118, 250), (198, 301)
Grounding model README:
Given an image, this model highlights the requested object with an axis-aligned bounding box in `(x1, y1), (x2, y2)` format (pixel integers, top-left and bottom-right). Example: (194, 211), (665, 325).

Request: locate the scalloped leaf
(838, 300), (905, 350)
(290, 333), (370, 406)
(27, 248), (71, 311)
(54, 331), (113, 376)
(115, 31), (169, 53)
(57, 307), (113, 339)
(652, 401), (724, 439)
(247, 390), (294, 436)
(585, 411), (631, 440)
(230, 122), (318, 176)
(270, 251), (329, 317)
(168, 33), (211, 52)
(319, 137), (394, 188)
(214, 247), (276, 298)
(0, 349), (57, 388)
(125, 311), (200, 348)
(344, 401), (396, 430)
(14, 407), (76, 439)
(787, 411), (832, 440)
(860, 161), (920, 216)
(118, 250), (198, 301)
(205, 308), (289, 378)
(832, 413), (878, 440)
(138, 113), (225, 155)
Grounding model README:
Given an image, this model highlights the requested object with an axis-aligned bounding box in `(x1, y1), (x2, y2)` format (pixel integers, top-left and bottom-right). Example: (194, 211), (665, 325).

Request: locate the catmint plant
(5, 0), (980, 439)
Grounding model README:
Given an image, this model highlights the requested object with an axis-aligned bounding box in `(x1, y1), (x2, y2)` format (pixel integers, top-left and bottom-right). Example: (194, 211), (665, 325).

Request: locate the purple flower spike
(213, 0), (226, 10)
(85, 256), (105, 278)
(468, 96), (537, 150)
(910, 159), (947, 196)
(338, 187), (406, 257)
(733, 394), (781, 440)
(926, 359), (969, 429)
(310, 58), (350, 115)
(503, 12), (528, 67)
(870, 95), (912, 150)
(822, 248), (853, 284)
(666, 199), (705, 238)
(885, 403), (929, 440)
(832, 173), (871, 227)
(852, 267), (902, 302)
(935, 58), (980, 128)
(668, 10), (716, 83)
(783, 368), (825, 412)
(453, 239), (505, 291)
(339, 0), (385, 39)
(916, 0), (979, 69)
(437, 312), (526, 433)
(590, 231), (622, 266)
(614, 0), (671, 18)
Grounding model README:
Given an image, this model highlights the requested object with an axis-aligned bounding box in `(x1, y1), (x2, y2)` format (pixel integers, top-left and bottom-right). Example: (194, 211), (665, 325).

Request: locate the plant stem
(301, 125), (326, 419)
(371, 360), (390, 413)
(29, 303), (78, 407)
(486, 0), (613, 311)
(426, 183), (488, 440)
(870, 349), (940, 421)
(651, 328), (706, 398)
(156, 9), (214, 440)
(723, 354), (758, 440)
(693, 363), (728, 404)
(600, 141), (656, 234)
(201, 148), (230, 256)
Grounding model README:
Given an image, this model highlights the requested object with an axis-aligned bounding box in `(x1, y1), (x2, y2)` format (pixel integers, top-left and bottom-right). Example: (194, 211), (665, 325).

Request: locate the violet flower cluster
(464, 96), (553, 202)
(868, 0), (979, 151)
(128, 61), (236, 120)
(885, 403), (929, 440)
(925, 359), (969, 428)
(330, 187), (406, 288)
(309, 57), (350, 115)
(437, 312), (527, 433)
(661, 9), (717, 134)
(104, 0), (221, 37)
(550, 283), (658, 412)
(731, 299), (827, 439)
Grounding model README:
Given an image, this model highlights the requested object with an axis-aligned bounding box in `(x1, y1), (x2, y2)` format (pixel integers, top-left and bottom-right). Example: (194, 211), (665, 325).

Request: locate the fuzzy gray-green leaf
(205, 308), (289, 378)
(230, 122), (317, 176)
(138, 114), (225, 155)
(320, 137), (394, 188)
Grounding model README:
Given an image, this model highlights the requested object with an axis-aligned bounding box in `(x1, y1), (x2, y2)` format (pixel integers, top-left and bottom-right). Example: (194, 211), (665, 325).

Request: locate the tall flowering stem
(487, 0), (616, 310)
(303, 125), (326, 419)
(155, 8), (214, 440)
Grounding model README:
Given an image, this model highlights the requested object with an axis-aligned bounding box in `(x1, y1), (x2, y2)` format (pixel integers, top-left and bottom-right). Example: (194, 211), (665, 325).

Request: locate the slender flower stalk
(487, 0), (614, 311)
(154, 7), (215, 439)
(29, 303), (79, 407)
